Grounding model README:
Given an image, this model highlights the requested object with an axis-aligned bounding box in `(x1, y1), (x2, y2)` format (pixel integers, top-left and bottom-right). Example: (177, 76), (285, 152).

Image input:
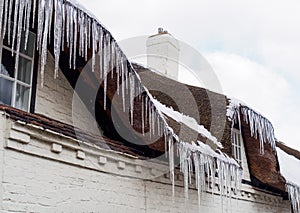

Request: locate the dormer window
(232, 128), (243, 164)
(0, 29), (35, 112)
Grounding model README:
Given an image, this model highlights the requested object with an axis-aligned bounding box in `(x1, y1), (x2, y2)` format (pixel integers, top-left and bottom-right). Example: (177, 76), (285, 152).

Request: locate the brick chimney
(146, 28), (180, 81)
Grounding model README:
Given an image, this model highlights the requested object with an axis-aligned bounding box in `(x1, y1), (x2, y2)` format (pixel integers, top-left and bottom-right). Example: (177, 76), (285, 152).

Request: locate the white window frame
(231, 128), (243, 164)
(0, 31), (36, 112)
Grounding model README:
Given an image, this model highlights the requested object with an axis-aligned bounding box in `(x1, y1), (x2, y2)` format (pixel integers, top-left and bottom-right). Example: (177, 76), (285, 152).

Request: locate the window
(0, 28), (35, 112)
(232, 129), (242, 164)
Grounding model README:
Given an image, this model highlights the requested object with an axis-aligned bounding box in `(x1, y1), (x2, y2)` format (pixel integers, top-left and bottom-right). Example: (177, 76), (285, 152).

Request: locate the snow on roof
(66, 0), (103, 26)
(276, 147), (300, 186)
(152, 98), (223, 148)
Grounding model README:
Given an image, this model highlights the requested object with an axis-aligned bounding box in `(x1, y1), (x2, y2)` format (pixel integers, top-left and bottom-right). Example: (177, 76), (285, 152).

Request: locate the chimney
(146, 28), (180, 81)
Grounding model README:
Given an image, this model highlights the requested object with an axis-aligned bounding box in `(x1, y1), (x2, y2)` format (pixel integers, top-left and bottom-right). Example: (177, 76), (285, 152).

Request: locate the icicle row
(286, 183), (300, 213)
(0, 0), (4, 36)
(54, 0), (62, 78)
(227, 98), (276, 154)
(177, 140), (242, 209)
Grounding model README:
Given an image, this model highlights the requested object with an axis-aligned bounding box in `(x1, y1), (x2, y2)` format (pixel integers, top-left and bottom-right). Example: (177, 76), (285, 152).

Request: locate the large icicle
(286, 183), (300, 213)
(0, 0), (5, 37)
(14, 0), (26, 73)
(227, 98), (276, 153)
(54, 0), (62, 77)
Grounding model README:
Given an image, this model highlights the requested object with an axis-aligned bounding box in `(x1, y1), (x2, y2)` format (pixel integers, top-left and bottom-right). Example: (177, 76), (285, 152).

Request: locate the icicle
(193, 152), (201, 207)
(68, 5), (73, 69)
(0, 0), (4, 37)
(80, 13), (84, 56)
(168, 135), (175, 198)
(286, 183), (300, 213)
(61, 1), (65, 51)
(116, 48), (120, 95)
(120, 60), (125, 112)
(141, 95), (145, 135)
(125, 63), (129, 93)
(2, 0), (8, 38)
(78, 11), (83, 57)
(91, 20), (97, 72)
(86, 17), (90, 60)
(15, 0), (26, 72)
(145, 96), (148, 126)
(183, 146), (189, 200)
(54, 0), (63, 78)
(151, 104), (155, 136)
(110, 39), (114, 79)
(11, 0), (20, 55)
(83, 13), (87, 59)
(87, 18), (91, 48)
(129, 73), (135, 125)
(23, 0), (27, 31)
(72, 8), (77, 69)
(24, 0), (32, 50)
(40, 0), (53, 86)
(103, 33), (108, 110)
(98, 26), (103, 78)
(48, 0), (53, 44)
(149, 102), (152, 139)
(32, 0), (37, 28)
(37, 0), (45, 51)
(7, 0), (13, 44)
(106, 34), (111, 77)
(157, 114), (161, 136)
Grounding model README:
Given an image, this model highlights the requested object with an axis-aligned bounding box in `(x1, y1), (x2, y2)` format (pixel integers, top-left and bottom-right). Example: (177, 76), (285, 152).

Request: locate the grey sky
(79, 0), (300, 149)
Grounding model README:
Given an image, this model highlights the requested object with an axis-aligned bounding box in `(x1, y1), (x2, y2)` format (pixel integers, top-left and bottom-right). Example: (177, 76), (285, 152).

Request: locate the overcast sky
(79, 0), (300, 150)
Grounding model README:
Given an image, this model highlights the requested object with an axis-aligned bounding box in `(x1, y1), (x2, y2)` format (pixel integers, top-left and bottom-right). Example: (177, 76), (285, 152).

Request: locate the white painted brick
(34, 55), (101, 136)
(150, 168), (156, 176)
(117, 161), (126, 170)
(9, 131), (30, 144)
(98, 156), (107, 165)
(76, 150), (85, 160)
(135, 165), (142, 173)
(51, 143), (62, 153)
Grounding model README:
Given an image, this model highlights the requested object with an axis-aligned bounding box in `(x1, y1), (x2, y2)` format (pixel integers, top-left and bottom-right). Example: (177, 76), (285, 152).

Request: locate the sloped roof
(1, 0), (296, 207)
(132, 63), (287, 192)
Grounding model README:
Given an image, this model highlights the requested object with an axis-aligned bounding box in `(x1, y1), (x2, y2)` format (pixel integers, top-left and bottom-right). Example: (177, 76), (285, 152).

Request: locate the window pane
(237, 135), (241, 146)
(15, 84), (30, 111)
(3, 24), (34, 57)
(0, 77), (13, 105)
(18, 56), (32, 84)
(3, 27), (12, 48)
(20, 32), (35, 58)
(1, 48), (15, 78)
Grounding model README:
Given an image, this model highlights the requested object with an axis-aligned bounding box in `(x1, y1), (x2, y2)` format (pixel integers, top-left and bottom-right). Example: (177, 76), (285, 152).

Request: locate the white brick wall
(0, 116), (292, 213)
(35, 53), (100, 136)
(0, 150), (291, 213)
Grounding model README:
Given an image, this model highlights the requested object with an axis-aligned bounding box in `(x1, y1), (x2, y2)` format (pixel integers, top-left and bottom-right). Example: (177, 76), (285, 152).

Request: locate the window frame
(231, 128), (243, 165)
(0, 30), (36, 112)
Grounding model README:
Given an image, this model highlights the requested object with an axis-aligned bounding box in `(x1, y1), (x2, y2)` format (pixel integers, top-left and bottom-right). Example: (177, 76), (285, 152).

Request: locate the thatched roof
(132, 63), (287, 193)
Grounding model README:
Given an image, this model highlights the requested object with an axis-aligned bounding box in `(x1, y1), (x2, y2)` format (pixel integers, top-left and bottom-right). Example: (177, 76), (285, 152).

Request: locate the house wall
(0, 114), (291, 213)
(34, 53), (101, 135)
(241, 137), (251, 181)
